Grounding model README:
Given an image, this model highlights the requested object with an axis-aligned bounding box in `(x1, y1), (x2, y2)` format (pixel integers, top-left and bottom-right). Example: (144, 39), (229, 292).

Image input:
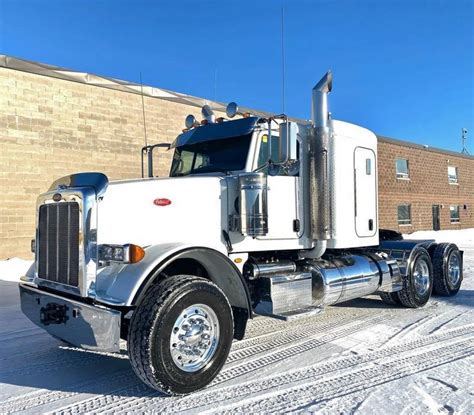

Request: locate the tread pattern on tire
(397, 248), (433, 308)
(432, 243), (462, 296)
(128, 275), (220, 394)
(379, 292), (400, 306)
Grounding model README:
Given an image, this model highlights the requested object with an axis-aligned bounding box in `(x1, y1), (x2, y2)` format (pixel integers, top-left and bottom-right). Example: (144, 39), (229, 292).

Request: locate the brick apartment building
(378, 137), (473, 233)
(1, 56), (473, 259)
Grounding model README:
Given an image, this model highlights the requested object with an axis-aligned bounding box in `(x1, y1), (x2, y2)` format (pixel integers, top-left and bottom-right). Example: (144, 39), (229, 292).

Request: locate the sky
(0, 0), (473, 153)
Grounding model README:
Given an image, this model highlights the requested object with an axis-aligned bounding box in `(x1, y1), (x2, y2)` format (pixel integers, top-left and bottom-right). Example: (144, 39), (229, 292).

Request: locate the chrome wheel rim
(169, 304), (219, 372)
(413, 258), (430, 296)
(447, 253), (461, 286)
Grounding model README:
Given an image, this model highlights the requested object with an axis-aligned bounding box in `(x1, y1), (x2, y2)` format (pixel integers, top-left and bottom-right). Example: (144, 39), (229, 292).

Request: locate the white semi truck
(19, 72), (463, 395)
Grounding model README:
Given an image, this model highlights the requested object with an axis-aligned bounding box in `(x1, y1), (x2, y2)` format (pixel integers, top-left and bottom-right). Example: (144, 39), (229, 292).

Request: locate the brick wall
(1, 65), (473, 259)
(0, 67), (210, 259)
(378, 138), (474, 233)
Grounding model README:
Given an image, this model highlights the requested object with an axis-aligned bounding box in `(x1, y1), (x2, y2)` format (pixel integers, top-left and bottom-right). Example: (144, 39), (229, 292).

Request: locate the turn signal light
(129, 244), (145, 263)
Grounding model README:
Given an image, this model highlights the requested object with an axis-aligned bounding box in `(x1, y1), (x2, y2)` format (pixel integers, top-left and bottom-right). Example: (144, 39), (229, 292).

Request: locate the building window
(448, 166), (458, 184)
(397, 204), (411, 225)
(450, 205), (460, 223)
(395, 158), (409, 179)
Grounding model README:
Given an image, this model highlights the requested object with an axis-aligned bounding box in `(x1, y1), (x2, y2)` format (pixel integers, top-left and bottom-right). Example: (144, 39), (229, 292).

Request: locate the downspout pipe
(309, 71), (333, 241)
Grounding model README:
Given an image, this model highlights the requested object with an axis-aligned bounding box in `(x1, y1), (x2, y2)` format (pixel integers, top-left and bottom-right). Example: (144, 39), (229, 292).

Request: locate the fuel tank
(303, 254), (383, 306)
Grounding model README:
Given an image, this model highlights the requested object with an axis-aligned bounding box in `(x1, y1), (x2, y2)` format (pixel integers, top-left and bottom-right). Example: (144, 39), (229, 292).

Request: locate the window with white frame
(448, 166), (458, 184)
(397, 204), (411, 225)
(395, 158), (409, 179)
(450, 205), (460, 223)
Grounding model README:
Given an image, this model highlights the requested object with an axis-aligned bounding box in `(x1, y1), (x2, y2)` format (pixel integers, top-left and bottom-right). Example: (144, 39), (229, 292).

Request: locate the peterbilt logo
(52, 193), (62, 202)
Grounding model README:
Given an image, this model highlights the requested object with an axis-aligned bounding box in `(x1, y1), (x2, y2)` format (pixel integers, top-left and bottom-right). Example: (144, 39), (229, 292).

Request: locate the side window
(257, 134), (281, 167)
(448, 166), (458, 184)
(450, 205), (460, 223)
(171, 150), (194, 176)
(395, 158), (409, 179)
(257, 134), (299, 176)
(397, 204), (411, 225)
(194, 153), (209, 169)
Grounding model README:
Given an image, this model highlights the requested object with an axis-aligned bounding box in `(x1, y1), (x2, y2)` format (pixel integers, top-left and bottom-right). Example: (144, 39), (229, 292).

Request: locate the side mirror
(277, 122), (298, 164)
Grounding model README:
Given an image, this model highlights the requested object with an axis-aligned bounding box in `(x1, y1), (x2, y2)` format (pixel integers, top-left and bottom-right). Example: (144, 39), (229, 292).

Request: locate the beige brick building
(1, 56), (473, 259)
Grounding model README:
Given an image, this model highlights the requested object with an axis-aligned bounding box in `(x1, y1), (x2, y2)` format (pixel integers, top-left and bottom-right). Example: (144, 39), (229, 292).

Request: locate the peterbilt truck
(19, 72), (463, 395)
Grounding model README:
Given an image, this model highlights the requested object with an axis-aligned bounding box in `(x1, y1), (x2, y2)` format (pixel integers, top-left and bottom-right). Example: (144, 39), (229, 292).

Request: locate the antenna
(461, 128), (469, 154)
(214, 65), (218, 102)
(140, 72), (148, 147)
(281, 7), (286, 114)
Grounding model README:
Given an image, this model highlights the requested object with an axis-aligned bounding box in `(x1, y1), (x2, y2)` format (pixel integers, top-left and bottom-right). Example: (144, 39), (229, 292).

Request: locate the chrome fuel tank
(304, 254), (382, 306)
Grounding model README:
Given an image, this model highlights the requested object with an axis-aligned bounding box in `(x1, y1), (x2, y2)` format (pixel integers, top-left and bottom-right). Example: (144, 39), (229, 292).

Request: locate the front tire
(128, 275), (233, 395)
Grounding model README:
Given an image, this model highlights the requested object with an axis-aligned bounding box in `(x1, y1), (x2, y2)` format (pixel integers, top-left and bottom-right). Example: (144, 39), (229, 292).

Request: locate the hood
(97, 176), (228, 251)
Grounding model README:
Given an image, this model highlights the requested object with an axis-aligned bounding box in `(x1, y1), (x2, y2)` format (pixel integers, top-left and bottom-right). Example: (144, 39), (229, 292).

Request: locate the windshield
(169, 134), (252, 177)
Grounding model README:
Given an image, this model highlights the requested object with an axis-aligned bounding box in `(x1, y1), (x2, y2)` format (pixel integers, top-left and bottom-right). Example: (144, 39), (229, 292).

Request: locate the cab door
(254, 133), (299, 240)
(354, 146), (377, 237)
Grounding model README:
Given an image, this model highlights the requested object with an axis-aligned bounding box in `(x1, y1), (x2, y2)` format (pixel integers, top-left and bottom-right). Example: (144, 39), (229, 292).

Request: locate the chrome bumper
(19, 283), (121, 352)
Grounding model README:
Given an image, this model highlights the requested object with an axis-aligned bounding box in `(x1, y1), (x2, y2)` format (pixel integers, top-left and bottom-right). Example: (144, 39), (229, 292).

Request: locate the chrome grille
(38, 202), (80, 286)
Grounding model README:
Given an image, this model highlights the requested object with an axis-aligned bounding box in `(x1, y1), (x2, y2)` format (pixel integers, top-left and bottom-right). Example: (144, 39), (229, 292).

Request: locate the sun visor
(171, 117), (260, 148)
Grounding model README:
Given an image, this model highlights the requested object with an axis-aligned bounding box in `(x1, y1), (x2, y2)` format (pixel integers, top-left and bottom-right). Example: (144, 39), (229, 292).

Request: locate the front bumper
(19, 283), (121, 352)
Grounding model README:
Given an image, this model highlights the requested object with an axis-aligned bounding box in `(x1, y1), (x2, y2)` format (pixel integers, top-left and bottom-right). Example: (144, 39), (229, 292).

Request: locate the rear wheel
(397, 248), (433, 308)
(128, 275), (233, 395)
(432, 243), (463, 296)
(379, 291), (401, 306)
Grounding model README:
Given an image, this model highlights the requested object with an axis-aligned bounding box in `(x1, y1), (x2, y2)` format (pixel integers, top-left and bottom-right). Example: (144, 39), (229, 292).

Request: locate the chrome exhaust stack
(309, 71), (333, 241)
(311, 71), (332, 128)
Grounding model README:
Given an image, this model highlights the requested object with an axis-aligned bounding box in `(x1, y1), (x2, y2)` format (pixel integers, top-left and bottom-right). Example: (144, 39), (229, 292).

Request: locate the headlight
(99, 244), (145, 264)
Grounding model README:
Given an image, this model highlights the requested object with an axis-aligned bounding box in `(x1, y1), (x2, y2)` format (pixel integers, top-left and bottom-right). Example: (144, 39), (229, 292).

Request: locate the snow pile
(404, 228), (473, 248)
(0, 258), (33, 282)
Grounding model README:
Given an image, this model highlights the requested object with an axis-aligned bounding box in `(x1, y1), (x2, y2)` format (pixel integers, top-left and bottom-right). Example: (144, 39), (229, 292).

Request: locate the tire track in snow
(216, 317), (383, 383)
(428, 312), (466, 335)
(0, 369), (134, 414)
(1, 310), (371, 414)
(0, 345), (128, 377)
(138, 324), (474, 414)
(382, 313), (437, 347)
(227, 310), (372, 363)
(54, 317), (381, 414)
(237, 306), (364, 345)
(216, 338), (474, 414)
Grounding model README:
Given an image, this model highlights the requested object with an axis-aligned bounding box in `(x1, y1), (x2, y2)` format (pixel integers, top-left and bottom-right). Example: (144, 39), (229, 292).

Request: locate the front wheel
(128, 275), (233, 395)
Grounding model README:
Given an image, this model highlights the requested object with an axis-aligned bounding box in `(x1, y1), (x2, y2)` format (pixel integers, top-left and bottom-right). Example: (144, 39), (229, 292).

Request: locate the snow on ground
(0, 258), (32, 282)
(0, 229), (473, 414)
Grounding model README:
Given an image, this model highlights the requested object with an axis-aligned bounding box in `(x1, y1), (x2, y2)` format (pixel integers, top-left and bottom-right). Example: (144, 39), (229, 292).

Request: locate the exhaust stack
(309, 71), (333, 241)
(311, 71), (332, 128)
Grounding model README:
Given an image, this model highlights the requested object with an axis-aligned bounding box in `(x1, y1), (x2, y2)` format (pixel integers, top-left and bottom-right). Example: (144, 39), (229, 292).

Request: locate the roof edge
(377, 135), (474, 160)
(1, 55), (471, 160)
